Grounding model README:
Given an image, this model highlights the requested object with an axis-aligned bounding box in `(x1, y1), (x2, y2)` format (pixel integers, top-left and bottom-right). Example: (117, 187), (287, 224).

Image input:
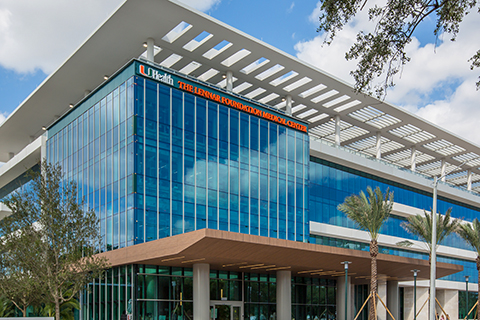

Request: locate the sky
(0, 0), (479, 147)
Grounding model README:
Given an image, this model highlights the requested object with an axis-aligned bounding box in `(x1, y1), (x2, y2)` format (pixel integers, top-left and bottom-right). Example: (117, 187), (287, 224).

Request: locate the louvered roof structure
(1, 0), (480, 193)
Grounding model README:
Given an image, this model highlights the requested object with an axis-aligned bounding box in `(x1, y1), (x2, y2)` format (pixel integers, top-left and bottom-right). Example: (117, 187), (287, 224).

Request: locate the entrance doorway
(210, 301), (242, 320)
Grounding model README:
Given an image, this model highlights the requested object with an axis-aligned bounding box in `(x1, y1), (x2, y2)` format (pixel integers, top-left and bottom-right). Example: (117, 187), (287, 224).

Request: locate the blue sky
(0, 0), (479, 144)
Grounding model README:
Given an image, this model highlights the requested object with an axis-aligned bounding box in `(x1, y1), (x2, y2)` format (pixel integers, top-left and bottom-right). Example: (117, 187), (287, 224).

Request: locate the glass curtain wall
(46, 77), (136, 251)
(133, 76), (309, 243)
(83, 265), (134, 320)
(309, 157), (480, 251)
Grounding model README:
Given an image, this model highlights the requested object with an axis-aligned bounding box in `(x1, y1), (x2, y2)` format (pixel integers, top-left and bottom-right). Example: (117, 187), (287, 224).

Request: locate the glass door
(210, 301), (243, 320)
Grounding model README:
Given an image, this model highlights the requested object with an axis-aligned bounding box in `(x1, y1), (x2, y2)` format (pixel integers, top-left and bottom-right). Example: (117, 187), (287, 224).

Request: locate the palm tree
(338, 186), (394, 320)
(0, 295), (14, 317)
(400, 208), (460, 264)
(456, 218), (480, 320)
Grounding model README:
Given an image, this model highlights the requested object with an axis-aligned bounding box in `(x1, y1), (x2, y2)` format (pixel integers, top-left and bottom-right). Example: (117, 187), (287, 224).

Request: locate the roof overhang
(98, 229), (462, 282)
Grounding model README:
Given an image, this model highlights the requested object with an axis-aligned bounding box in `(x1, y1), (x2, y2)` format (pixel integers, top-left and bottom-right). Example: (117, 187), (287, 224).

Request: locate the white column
(411, 147), (416, 171)
(376, 132), (382, 159)
(441, 160), (446, 182)
(285, 95), (293, 116)
(40, 134), (47, 163)
(335, 115), (341, 146)
(336, 275), (353, 320)
(377, 277), (387, 320)
(146, 38), (155, 62)
(404, 286), (429, 320)
(467, 169), (473, 191)
(387, 281), (399, 320)
(436, 289), (458, 320)
(226, 71), (233, 92)
(193, 263), (210, 320)
(277, 270), (291, 320)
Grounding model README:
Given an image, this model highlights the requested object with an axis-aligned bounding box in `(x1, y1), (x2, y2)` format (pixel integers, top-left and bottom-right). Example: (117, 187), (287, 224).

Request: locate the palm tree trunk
(476, 256), (479, 320)
(369, 239), (378, 320)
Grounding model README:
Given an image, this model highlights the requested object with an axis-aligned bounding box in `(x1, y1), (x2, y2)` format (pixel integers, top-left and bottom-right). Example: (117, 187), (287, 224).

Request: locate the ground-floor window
(292, 277), (336, 320)
(83, 265), (337, 320)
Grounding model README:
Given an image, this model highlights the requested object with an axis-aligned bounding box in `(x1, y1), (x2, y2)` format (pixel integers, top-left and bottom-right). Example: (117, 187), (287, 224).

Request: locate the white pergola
(1, 0), (480, 193)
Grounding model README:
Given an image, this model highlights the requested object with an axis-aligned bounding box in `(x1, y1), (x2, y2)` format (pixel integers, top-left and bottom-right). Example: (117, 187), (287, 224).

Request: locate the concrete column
(285, 95), (293, 116)
(226, 71), (233, 92)
(277, 270), (291, 320)
(467, 169), (472, 191)
(193, 263), (210, 320)
(335, 115), (341, 146)
(436, 289), (458, 320)
(336, 275), (353, 320)
(146, 38), (155, 62)
(411, 147), (416, 171)
(441, 160), (446, 182)
(387, 281), (399, 320)
(376, 132), (382, 159)
(377, 277), (387, 320)
(404, 286), (429, 320)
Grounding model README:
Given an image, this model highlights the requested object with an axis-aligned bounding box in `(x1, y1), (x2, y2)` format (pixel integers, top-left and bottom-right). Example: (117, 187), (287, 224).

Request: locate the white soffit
(0, 0), (480, 194)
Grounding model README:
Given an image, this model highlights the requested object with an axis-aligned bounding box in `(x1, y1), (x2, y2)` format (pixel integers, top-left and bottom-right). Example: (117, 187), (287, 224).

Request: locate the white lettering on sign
(139, 65), (174, 86)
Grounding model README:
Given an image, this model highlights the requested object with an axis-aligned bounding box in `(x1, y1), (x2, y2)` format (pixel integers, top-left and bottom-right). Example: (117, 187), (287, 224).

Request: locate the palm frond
(457, 218), (480, 256)
(338, 186), (394, 240)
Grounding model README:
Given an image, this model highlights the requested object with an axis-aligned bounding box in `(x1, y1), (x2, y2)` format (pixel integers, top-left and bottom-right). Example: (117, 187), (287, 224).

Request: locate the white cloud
(0, 111), (7, 125)
(0, 0), (221, 75)
(295, 3), (480, 145)
(179, 0), (221, 12)
(287, 2), (295, 13)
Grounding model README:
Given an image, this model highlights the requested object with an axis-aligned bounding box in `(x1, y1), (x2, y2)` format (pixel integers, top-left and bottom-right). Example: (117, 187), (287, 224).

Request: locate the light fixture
(161, 256), (185, 262)
(222, 74), (226, 79)
(69, 104), (74, 108)
(282, 97), (286, 102)
(143, 42), (148, 48)
(104, 75), (109, 80)
(41, 126), (47, 131)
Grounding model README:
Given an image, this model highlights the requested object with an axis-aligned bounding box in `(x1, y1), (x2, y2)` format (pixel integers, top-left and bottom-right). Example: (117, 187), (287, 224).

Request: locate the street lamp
(429, 161), (467, 320)
(465, 275), (470, 319)
(341, 261), (352, 320)
(412, 269), (419, 320)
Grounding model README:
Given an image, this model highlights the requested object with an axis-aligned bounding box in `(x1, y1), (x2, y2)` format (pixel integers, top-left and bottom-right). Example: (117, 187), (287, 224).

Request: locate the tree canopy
(316, 0), (480, 97)
(0, 161), (109, 320)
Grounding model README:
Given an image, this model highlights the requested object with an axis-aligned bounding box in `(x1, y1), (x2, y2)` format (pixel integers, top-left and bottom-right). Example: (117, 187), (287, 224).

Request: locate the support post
(376, 132), (382, 159)
(146, 38), (155, 62)
(285, 95), (292, 116)
(441, 160), (446, 182)
(411, 147), (416, 171)
(335, 115), (341, 146)
(467, 170), (472, 191)
(277, 270), (291, 320)
(193, 263), (210, 320)
(226, 71), (233, 92)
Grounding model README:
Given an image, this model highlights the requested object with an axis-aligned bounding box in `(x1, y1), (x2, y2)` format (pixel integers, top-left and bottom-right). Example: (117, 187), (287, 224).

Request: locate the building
(0, 0), (479, 319)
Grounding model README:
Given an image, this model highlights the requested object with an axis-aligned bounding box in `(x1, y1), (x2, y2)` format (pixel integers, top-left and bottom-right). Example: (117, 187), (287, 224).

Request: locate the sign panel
(135, 61), (308, 133)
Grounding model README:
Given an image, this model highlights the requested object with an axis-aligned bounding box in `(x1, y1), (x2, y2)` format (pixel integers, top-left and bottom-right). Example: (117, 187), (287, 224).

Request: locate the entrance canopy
(99, 229), (461, 282)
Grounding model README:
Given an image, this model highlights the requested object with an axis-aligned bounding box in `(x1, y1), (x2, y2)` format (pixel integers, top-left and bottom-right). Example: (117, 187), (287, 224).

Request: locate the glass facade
(309, 157), (480, 251)
(46, 69), (309, 251)
(133, 76), (309, 243)
(84, 265), (336, 320)
(46, 77), (136, 250)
